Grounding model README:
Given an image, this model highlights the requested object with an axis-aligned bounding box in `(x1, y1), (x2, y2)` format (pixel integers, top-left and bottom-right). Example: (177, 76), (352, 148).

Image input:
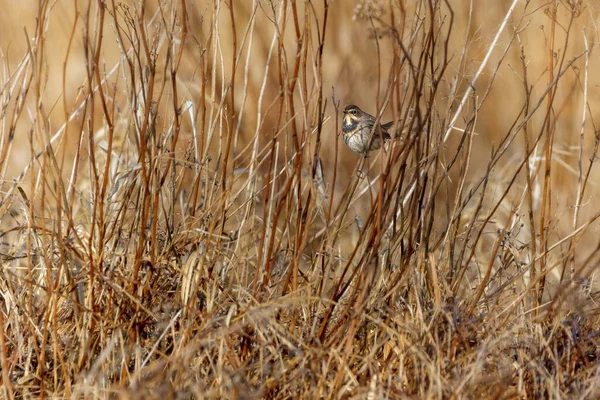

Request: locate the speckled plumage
(341, 105), (392, 155)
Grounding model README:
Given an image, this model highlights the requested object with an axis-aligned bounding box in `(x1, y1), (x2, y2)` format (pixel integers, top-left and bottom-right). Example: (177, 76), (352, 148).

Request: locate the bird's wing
(380, 122), (392, 140)
(371, 125), (391, 140)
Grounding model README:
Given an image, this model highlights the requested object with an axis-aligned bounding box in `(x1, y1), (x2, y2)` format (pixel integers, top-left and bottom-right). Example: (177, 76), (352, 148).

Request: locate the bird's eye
(351, 110), (357, 115)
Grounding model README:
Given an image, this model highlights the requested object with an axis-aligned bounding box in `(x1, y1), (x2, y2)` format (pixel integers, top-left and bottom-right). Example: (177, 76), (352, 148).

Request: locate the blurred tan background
(1, 2), (597, 160)
(2, 0), (600, 249)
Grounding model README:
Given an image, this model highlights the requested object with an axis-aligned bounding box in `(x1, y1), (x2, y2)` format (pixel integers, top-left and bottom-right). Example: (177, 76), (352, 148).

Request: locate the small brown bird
(342, 105), (392, 156)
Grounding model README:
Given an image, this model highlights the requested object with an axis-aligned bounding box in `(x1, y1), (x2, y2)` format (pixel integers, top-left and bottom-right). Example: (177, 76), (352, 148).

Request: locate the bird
(341, 104), (392, 156)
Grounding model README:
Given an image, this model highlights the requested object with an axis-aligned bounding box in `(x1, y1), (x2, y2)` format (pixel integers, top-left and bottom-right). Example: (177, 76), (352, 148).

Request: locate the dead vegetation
(0, 0), (599, 398)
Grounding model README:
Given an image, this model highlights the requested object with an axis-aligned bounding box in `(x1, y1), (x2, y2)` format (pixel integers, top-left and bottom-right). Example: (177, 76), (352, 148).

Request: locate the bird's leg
(356, 154), (368, 178)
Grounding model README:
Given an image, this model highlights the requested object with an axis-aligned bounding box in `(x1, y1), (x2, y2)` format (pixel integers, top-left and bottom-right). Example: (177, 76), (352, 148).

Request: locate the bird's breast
(342, 117), (358, 133)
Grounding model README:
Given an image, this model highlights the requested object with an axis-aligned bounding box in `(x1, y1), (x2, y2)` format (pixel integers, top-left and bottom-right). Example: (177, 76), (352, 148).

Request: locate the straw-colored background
(1, 3), (597, 163)
(3, 1), (599, 250)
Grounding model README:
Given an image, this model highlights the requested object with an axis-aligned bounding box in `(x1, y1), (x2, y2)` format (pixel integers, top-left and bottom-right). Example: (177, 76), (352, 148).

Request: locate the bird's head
(343, 105), (364, 125)
(343, 104), (362, 117)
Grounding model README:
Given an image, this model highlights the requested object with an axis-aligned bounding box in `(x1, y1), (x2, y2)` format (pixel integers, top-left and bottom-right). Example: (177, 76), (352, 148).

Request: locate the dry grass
(1, 0), (600, 398)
